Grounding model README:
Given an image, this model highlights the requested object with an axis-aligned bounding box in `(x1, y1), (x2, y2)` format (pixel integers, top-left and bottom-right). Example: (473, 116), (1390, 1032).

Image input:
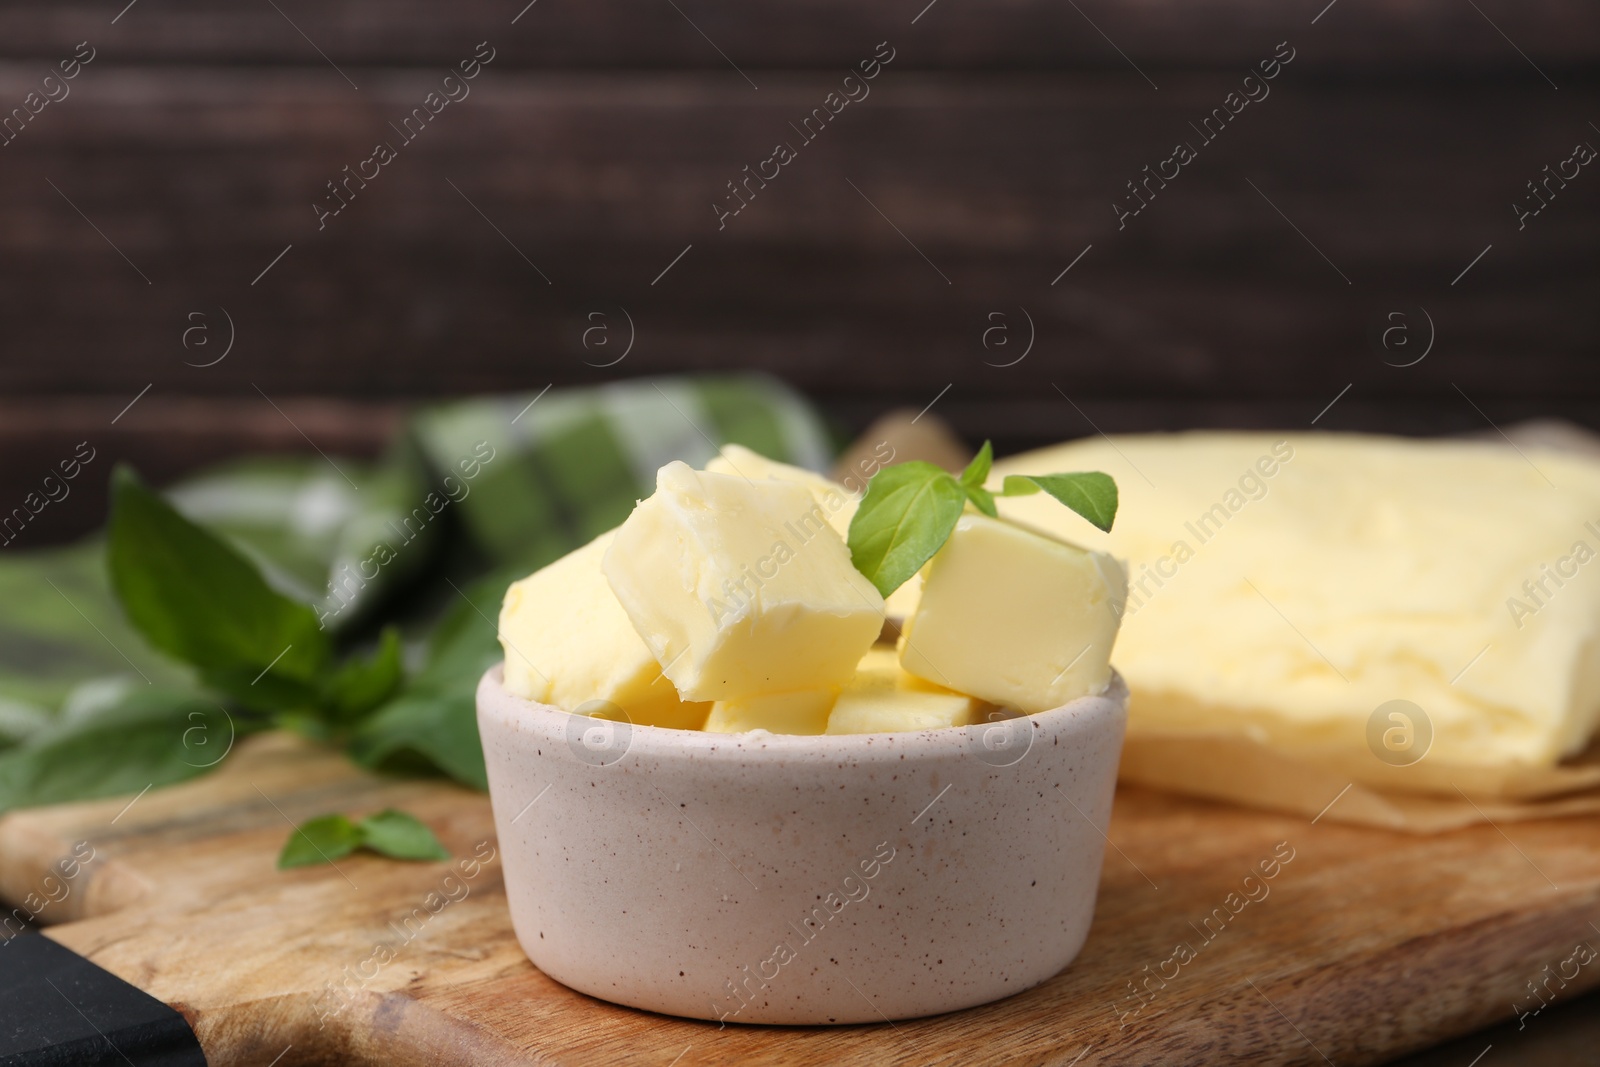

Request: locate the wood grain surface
(4, 732), (1599, 1066)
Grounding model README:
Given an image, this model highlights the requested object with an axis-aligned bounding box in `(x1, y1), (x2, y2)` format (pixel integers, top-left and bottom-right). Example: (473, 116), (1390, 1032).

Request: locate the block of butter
(827, 648), (983, 734)
(993, 432), (1600, 779)
(706, 445), (922, 622)
(899, 513), (1127, 715)
(603, 461), (885, 701)
(498, 531), (709, 729)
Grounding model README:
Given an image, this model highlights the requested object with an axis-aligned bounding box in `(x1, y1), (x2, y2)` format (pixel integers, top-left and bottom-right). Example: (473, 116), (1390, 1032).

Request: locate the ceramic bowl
(477, 664), (1127, 1024)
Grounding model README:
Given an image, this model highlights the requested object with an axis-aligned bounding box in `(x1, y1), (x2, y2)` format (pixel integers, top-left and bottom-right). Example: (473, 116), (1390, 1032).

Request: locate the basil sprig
(846, 441), (1117, 597)
(1, 465), (495, 822)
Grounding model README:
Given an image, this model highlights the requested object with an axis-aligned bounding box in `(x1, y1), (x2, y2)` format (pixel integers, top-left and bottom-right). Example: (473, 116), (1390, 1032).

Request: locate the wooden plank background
(1, 1), (1597, 538)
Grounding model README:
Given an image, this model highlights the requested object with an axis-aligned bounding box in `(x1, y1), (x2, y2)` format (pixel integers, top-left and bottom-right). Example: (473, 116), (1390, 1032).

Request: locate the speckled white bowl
(477, 664), (1127, 1025)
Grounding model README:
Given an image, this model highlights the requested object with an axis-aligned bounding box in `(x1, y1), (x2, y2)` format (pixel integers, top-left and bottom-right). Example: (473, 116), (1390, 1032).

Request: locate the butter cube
(593, 685), (711, 732)
(707, 445), (921, 623)
(603, 462), (885, 701)
(826, 649), (982, 734)
(900, 514), (1127, 715)
(706, 445), (857, 540)
(498, 531), (710, 729)
(705, 689), (837, 735)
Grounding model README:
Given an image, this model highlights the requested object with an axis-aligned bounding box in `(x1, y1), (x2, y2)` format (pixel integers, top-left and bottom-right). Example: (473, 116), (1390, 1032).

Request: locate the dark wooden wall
(2, 0), (1598, 544)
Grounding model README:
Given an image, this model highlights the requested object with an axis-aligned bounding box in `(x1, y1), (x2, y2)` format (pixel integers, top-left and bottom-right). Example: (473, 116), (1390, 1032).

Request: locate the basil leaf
(0, 540), (194, 713)
(107, 466), (331, 709)
(205, 668), (321, 716)
(0, 688), (234, 814)
(959, 440), (993, 488)
(320, 627), (405, 726)
(0, 696), (50, 749)
(358, 808), (449, 862)
(846, 462), (967, 598)
(277, 813), (363, 869)
(963, 485), (998, 517)
(347, 571), (508, 790)
(347, 663), (488, 789)
(1000, 472), (1119, 532)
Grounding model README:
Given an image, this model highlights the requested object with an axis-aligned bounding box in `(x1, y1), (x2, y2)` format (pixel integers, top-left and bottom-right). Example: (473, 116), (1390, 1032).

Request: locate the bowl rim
(478, 662), (1127, 766)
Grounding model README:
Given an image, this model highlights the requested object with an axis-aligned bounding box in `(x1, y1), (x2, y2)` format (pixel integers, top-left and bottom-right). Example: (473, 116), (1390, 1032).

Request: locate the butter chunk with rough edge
(899, 513), (1126, 715)
(826, 649), (982, 734)
(705, 689), (837, 735)
(603, 461), (884, 701)
(498, 531), (708, 729)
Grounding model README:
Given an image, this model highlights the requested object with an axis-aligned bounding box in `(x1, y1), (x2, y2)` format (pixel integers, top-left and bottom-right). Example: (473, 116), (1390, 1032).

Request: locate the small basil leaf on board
(320, 626), (405, 726)
(277, 813), (364, 869)
(846, 462), (967, 598)
(959, 440), (994, 488)
(1000, 472), (1119, 532)
(358, 809), (449, 862)
(276, 808), (448, 868)
(107, 466), (331, 707)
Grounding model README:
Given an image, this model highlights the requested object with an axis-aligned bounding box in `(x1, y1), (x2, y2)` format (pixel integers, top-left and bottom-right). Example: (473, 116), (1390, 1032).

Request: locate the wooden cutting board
(3, 732), (1598, 1066)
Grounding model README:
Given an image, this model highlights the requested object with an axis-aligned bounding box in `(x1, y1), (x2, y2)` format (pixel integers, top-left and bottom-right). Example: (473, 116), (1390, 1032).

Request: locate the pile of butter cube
(497, 447), (1128, 734)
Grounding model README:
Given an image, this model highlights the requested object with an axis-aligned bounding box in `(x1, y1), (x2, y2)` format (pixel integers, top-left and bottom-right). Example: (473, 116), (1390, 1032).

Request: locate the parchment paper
(1119, 730), (1600, 832)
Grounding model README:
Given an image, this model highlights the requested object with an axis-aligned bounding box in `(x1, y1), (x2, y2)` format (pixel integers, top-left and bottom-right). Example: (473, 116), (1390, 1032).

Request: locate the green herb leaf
(959, 440), (993, 488)
(958, 441), (999, 516)
(0, 688), (239, 814)
(320, 626), (405, 726)
(347, 665), (488, 789)
(1000, 472), (1119, 532)
(963, 485), (998, 517)
(347, 571), (509, 790)
(847, 450), (1121, 597)
(107, 466), (331, 710)
(277, 813), (364, 869)
(846, 462), (968, 598)
(277, 808), (448, 868)
(0, 540), (194, 714)
(358, 809), (449, 862)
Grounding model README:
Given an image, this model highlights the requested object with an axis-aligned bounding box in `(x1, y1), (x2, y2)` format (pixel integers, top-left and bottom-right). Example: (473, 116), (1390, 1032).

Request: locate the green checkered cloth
(411, 376), (831, 571)
(0, 375), (833, 747)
